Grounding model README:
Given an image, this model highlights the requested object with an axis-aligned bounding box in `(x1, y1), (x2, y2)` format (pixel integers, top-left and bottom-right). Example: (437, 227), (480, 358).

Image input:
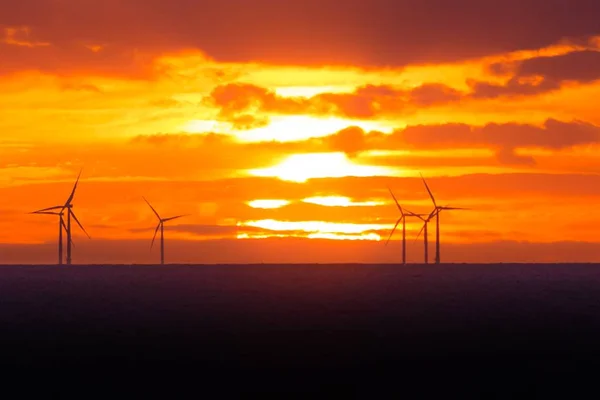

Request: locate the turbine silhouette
(420, 173), (469, 264)
(144, 197), (189, 265)
(413, 208), (438, 264)
(30, 209), (70, 265)
(385, 188), (426, 265)
(31, 170), (90, 265)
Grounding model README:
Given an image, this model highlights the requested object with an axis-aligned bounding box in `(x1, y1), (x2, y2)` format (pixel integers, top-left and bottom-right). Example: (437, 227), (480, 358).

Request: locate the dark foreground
(1, 263), (600, 398)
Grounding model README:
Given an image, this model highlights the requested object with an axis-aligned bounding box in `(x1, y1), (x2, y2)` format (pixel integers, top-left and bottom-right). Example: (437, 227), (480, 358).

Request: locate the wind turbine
(30, 209), (69, 265)
(31, 170), (90, 265)
(385, 188), (407, 264)
(414, 209), (438, 264)
(144, 197), (189, 265)
(420, 174), (468, 264)
(385, 188), (427, 265)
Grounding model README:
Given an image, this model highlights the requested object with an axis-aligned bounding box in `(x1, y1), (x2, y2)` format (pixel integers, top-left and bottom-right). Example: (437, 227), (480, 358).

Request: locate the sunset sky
(1, 0), (600, 264)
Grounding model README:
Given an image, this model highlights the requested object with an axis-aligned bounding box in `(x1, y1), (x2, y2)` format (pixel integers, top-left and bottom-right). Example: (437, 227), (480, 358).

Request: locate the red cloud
(320, 119), (600, 164)
(1, 26), (50, 47)
(205, 82), (463, 123)
(471, 50), (600, 99)
(2, 0), (599, 72)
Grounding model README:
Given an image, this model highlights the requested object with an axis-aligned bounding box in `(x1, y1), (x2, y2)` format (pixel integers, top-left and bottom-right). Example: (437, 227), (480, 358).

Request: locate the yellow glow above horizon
(307, 232), (381, 241)
(273, 85), (355, 97)
(247, 199), (291, 209)
(303, 196), (385, 207)
(240, 219), (391, 234)
(249, 152), (397, 182)
(182, 115), (393, 142)
(236, 232), (288, 239)
(233, 116), (393, 142)
(182, 120), (232, 134)
(236, 231), (381, 241)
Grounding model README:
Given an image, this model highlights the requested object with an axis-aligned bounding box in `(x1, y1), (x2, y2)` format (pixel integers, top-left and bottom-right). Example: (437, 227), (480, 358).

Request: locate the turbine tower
(30, 209), (68, 265)
(385, 188), (427, 265)
(420, 174), (468, 264)
(413, 209), (437, 264)
(144, 197), (189, 265)
(32, 170), (90, 265)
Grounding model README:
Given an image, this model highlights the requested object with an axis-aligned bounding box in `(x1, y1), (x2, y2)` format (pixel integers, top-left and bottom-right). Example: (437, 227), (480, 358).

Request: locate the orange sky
(1, 1), (600, 263)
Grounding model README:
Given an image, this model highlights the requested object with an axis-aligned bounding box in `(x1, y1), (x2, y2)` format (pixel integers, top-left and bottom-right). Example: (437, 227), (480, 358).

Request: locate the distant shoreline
(1, 262), (599, 267)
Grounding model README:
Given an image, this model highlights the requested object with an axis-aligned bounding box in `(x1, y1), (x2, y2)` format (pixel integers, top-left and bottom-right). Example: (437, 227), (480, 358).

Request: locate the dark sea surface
(1, 263), (600, 398)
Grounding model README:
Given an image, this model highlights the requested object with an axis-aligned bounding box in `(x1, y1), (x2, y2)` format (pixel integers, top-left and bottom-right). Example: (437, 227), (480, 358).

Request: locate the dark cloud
(229, 114), (270, 130)
(2, 0), (599, 73)
(494, 148), (537, 166)
(204, 83), (307, 126)
(479, 119), (600, 150)
(471, 50), (600, 99)
(205, 82), (463, 122)
(325, 126), (368, 155)
(1, 118), (598, 185)
(132, 119), (600, 167)
(408, 84), (463, 106)
(204, 49), (600, 116)
(516, 50), (600, 83)
(297, 173), (600, 204)
(320, 119), (600, 164)
(468, 78), (560, 99)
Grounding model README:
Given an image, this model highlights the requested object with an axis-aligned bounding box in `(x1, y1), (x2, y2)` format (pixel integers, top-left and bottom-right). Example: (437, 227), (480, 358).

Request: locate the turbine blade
(162, 214), (189, 222)
(32, 211), (60, 216)
(442, 207), (470, 210)
(427, 208), (438, 221)
(60, 216), (69, 233)
(143, 197), (161, 220)
(64, 169), (82, 206)
(31, 206), (64, 213)
(404, 209), (425, 221)
(70, 210), (91, 239)
(387, 187), (404, 216)
(415, 222), (426, 242)
(150, 223), (161, 249)
(403, 209), (417, 217)
(57, 215), (74, 247)
(385, 218), (402, 246)
(420, 173), (437, 208)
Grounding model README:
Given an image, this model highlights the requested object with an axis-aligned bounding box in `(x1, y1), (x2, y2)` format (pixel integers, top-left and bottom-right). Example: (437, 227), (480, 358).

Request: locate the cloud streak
(3, 0), (600, 69)
(471, 50), (600, 99)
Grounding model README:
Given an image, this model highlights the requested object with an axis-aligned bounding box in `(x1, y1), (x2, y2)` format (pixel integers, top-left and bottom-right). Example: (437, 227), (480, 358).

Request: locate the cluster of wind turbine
(31, 171), (90, 265)
(420, 174), (469, 264)
(144, 197), (189, 265)
(412, 209), (437, 264)
(29, 170), (191, 265)
(385, 188), (427, 265)
(386, 174), (469, 264)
